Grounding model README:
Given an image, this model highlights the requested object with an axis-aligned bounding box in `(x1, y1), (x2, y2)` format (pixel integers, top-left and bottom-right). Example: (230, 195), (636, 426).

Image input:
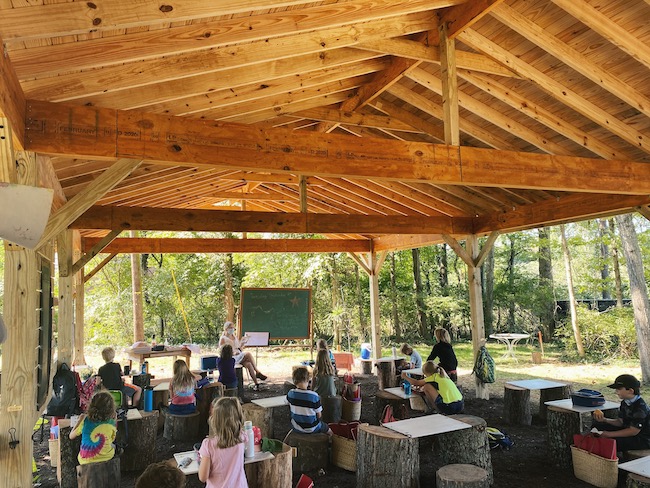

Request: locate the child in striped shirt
(286, 367), (332, 435)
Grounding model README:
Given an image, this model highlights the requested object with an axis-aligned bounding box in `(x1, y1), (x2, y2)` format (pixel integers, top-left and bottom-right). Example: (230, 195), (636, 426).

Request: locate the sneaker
(256, 372), (267, 381)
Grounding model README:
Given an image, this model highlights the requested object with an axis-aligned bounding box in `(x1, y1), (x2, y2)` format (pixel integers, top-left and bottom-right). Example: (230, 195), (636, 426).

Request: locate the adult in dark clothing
(593, 374), (650, 453)
(427, 328), (458, 382)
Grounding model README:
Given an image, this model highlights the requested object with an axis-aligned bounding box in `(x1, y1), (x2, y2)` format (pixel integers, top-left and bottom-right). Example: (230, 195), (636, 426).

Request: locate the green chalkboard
(240, 288), (311, 339)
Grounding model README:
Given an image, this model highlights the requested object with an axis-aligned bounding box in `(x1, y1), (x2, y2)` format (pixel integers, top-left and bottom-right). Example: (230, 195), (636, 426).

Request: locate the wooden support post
(467, 235), (489, 400)
(434, 415), (493, 484)
(369, 251), (382, 361)
(73, 229), (87, 366)
(357, 424), (419, 488)
(131, 230), (145, 342)
(0, 150), (42, 487)
(57, 229), (75, 366)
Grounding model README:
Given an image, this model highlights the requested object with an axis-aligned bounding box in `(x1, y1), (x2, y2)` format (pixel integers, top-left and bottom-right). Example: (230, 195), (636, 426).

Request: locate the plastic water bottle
(244, 421), (255, 458)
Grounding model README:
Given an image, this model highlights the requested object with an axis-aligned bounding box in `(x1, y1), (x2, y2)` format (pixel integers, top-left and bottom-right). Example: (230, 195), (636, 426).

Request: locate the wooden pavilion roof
(2, 0), (650, 253)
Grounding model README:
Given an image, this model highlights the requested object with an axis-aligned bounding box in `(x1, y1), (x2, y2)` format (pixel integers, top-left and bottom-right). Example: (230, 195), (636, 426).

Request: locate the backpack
(380, 404), (407, 425)
(472, 345), (495, 384)
(78, 375), (101, 412)
(487, 427), (514, 450)
(46, 363), (80, 417)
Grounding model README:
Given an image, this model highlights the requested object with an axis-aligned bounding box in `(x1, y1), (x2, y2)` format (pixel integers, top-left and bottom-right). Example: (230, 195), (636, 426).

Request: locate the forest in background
(1, 213), (650, 363)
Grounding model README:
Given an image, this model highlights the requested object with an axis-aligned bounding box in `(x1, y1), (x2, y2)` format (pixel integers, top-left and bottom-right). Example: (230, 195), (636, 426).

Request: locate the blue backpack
(487, 427), (514, 450)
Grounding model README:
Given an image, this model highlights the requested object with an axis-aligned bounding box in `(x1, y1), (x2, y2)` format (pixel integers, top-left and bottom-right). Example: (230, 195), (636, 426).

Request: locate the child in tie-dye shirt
(69, 390), (117, 464)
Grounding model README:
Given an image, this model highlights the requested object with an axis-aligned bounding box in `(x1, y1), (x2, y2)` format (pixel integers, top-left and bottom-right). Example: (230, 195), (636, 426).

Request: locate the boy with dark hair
(98, 347), (142, 408)
(135, 461), (185, 488)
(593, 374), (650, 452)
(286, 367), (332, 435)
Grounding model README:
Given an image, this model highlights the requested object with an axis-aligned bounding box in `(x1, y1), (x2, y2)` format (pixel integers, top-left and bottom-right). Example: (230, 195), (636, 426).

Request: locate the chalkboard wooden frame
(239, 288), (311, 340)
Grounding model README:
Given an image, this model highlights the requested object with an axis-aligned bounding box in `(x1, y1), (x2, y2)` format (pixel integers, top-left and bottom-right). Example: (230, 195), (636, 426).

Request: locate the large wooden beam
(24, 101), (650, 194)
(35, 159), (142, 249)
(474, 193), (650, 235)
(372, 234), (445, 252)
(0, 35), (26, 148)
(82, 237), (372, 254)
(72, 206), (473, 235)
(72, 230), (121, 274)
(437, 0), (506, 40)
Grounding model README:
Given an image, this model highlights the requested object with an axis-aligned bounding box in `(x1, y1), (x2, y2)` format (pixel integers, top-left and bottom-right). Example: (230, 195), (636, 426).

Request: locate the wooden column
(467, 235), (488, 400)
(57, 229), (75, 366)
(73, 230), (87, 366)
(130, 230), (145, 342)
(369, 252), (382, 361)
(0, 150), (42, 487)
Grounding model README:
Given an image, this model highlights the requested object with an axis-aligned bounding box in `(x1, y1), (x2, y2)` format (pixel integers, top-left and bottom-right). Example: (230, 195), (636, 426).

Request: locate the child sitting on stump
(98, 346), (141, 408)
(168, 359), (200, 415)
(287, 366), (332, 435)
(592, 374), (650, 452)
(69, 390), (117, 464)
(401, 360), (464, 415)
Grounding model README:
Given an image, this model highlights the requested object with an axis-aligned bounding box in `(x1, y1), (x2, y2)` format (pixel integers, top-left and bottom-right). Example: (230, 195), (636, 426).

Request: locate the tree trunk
(507, 236), (516, 330)
(482, 246), (495, 337)
(616, 213), (650, 383)
(118, 411), (158, 471)
(538, 227), (556, 340)
(503, 384), (532, 425)
(391, 252), (401, 338)
(609, 218), (625, 307)
(598, 219), (612, 300)
(438, 244), (450, 332)
(560, 224), (585, 357)
(225, 253), (235, 323)
(412, 248), (428, 338)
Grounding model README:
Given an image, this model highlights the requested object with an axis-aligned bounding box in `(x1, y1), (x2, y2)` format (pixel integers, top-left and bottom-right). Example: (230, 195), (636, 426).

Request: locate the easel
(241, 331), (270, 364)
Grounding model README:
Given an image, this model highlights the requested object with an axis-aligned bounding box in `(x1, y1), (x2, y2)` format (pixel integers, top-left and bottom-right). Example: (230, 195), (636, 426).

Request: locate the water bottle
(392, 346), (397, 358)
(144, 387), (153, 412)
(244, 421), (255, 458)
(403, 381), (412, 396)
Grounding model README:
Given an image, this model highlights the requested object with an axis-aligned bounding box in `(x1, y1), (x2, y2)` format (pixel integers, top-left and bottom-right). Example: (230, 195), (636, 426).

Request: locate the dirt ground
(33, 370), (615, 487)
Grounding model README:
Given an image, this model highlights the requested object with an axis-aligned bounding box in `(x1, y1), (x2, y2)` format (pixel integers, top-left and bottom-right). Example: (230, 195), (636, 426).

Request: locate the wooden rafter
(84, 253), (117, 283)
(71, 230), (121, 275)
(0, 35), (25, 148)
(437, 0), (507, 40)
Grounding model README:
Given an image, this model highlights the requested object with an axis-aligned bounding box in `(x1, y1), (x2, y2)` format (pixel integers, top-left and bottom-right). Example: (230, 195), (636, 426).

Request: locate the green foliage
(556, 305), (637, 360)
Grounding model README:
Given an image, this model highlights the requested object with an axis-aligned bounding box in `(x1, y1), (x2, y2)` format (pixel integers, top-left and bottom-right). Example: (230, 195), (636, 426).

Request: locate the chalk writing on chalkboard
(240, 288), (311, 339)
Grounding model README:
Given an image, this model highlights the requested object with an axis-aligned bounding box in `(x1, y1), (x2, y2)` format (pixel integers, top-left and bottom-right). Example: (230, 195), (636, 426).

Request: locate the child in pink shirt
(198, 397), (248, 488)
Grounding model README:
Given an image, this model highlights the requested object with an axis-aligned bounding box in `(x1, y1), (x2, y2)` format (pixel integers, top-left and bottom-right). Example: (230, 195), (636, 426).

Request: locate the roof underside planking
(1, 0), (650, 253)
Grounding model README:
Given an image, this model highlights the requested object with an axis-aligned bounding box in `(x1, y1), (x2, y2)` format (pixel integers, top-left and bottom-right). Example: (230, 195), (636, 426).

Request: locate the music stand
(242, 332), (270, 363)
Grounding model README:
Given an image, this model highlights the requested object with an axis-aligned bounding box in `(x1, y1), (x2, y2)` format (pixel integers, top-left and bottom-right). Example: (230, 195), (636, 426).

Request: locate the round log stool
(163, 411), (200, 441)
(436, 463), (490, 488)
(243, 403), (274, 439)
(196, 383), (225, 436)
(625, 450), (650, 460)
(374, 390), (409, 424)
(284, 430), (330, 472)
(245, 441), (292, 488)
(322, 395), (342, 423)
(76, 456), (120, 488)
(503, 384), (532, 425)
(627, 473), (650, 488)
(152, 388), (170, 432)
(539, 385), (572, 422)
(360, 359), (373, 375)
(547, 406), (581, 468)
(375, 360), (398, 390)
(118, 410), (159, 472)
(434, 415), (493, 484)
(356, 424), (419, 488)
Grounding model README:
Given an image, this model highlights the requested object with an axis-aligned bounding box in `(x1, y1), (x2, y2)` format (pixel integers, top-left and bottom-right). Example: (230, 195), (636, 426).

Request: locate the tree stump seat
(434, 414), (493, 484)
(356, 424), (419, 487)
(374, 389), (409, 424)
(284, 430), (330, 472)
(118, 410), (158, 472)
(243, 403), (274, 439)
(627, 473), (650, 488)
(360, 359), (373, 375)
(76, 457), (120, 488)
(436, 463), (490, 488)
(375, 360), (398, 390)
(503, 384), (532, 425)
(196, 383), (225, 435)
(163, 411), (200, 441)
(322, 395), (342, 423)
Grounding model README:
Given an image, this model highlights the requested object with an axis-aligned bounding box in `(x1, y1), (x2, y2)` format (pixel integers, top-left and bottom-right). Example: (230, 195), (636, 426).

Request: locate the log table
(504, 379), (571, 425)
(251, 395), (289, 438)
(356, 424), (419, 488)
(375, 357), (403, 390)
(619, 456), (650, 487)
(544, 398), (620, 468)
(117, 410), (159, 472)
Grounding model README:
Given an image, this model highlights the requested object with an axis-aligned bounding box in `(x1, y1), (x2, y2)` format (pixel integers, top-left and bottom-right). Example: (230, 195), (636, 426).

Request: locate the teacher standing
(219, 321), (267, 390)
(427, 327), (458, 383)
